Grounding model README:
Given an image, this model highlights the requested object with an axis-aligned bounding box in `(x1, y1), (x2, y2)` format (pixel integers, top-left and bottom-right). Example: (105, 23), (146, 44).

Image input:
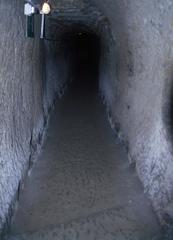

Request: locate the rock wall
(94, 0), (173, 221)
(43, 40), (70, 116)
(0, 0), (70, 236)
(0, 0), (43, 235)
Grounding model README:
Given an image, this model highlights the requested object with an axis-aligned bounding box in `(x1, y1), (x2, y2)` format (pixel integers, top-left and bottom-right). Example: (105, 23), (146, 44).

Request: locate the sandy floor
(8, 73), (162, 240)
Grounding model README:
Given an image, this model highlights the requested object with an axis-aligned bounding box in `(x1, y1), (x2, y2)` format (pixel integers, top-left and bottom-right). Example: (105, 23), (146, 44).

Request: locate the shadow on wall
(43, 27), (101, 114)
(163, 67), (173, 149)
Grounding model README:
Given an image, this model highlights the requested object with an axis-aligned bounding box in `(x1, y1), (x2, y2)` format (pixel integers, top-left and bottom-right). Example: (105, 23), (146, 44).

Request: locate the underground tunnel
(60, 30), (101, 90)
(1, 0), (173, 239)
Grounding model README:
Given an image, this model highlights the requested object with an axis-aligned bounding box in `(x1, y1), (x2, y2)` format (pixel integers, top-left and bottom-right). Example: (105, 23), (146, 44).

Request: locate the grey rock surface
(0, 0), (44, 235)
(1, 0), (173, 236)
(7, 209), (162, 240)
(94, 0), (173, 219)
(0, 0), (70, 235)
(7, 74), (162, 239)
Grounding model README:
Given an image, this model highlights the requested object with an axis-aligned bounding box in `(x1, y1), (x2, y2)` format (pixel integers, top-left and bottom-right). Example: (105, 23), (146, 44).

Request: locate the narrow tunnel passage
(61, 30), (100, 93)
(7, 30), (162, 240)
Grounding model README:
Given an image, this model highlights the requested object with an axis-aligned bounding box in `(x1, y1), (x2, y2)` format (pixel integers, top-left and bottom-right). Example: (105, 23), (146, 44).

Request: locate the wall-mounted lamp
(24, 3), (36, 16)
(41, 2), (51, 15)
(24, 3), (36, 38)
(40, 2), (51, 39)
(24, 1), (51, 39)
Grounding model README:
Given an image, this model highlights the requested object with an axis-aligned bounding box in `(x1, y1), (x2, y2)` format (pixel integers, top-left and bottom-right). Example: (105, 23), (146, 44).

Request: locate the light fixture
(24, 3), (36, 38)
(40, 2), (51, 39)
(24, 3), (36, 16)
(41, 2), (51, 15)
(24, 1), (51, 39)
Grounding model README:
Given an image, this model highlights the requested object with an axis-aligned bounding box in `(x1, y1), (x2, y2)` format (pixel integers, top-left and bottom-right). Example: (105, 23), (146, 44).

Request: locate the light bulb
(24, 3), (36, 16)
(41, 2), (51, 15)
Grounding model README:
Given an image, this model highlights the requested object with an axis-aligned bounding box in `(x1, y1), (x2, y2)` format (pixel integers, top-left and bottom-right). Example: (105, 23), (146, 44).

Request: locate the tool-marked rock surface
(7, 72), (162, 239)
(8, 207), (161, 240)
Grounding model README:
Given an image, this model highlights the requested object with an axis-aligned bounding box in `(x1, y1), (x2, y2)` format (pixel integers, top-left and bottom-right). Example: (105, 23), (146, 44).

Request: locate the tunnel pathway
(8, 75), (162, 240)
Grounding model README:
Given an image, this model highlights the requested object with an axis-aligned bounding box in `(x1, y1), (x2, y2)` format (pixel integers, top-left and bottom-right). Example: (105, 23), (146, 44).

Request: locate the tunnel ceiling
(28, 0), (106, 42)
(44, 0), (103, 41)
(29, 0), (94, 10)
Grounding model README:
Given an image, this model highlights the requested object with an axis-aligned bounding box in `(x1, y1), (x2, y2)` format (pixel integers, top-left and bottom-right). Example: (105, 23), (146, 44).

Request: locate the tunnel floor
(8, 72), (162, 240)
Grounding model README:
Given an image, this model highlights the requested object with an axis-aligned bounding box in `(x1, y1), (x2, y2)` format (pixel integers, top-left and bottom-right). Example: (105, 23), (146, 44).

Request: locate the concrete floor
(7, 72), (162, 240)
